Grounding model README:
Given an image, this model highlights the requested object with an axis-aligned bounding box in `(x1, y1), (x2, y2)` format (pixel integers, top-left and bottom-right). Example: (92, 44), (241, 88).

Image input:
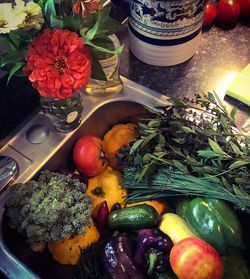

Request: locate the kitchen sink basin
(1, 77), (249, 279)
(0, 77), (170, 279)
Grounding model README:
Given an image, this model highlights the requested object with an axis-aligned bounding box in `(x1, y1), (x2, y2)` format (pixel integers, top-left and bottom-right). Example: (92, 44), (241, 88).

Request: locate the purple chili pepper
(96, 200), (110, 235)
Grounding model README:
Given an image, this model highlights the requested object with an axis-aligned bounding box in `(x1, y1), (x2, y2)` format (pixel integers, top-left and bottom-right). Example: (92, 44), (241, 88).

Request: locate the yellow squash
(159, 213), (197, 244)
(86, 167), (127, 218)
(48, 225), (100, 265)
(103, 123), (138, 170)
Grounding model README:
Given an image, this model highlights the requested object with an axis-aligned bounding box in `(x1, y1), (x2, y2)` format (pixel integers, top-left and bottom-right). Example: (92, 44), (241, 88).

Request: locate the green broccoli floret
(5, 170), (92, 244)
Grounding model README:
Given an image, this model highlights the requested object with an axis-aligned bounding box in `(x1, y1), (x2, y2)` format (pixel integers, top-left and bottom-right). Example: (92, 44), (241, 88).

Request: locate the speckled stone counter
(117, 20), (250, 129)
(119, 21), (250, 99)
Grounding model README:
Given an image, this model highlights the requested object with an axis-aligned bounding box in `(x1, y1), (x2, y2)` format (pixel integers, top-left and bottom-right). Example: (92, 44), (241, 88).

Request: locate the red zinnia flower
(73, 0), (100, 17)
(24, 28), (91, 99)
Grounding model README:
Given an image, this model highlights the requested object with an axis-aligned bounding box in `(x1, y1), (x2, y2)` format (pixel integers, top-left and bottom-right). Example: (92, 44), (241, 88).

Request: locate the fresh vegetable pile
(203, 0), (250, 27)
(4, 93), (250, 279)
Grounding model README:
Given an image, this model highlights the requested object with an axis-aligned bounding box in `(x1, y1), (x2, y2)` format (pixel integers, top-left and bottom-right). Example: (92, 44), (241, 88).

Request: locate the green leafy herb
(122, 93), (250, 212)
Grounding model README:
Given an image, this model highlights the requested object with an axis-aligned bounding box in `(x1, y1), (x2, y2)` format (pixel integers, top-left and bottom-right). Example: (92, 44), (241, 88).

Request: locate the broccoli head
(5, 170), (93, 244)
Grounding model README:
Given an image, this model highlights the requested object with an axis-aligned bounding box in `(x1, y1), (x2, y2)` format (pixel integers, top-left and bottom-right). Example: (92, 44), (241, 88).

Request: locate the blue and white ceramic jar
(118, 0), (206, 66)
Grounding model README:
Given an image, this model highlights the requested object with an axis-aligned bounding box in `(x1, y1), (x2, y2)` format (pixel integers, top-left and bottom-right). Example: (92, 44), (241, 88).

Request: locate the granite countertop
(117, 20), (250, 129)
(119, 21), (250, 100)
(0, 20), (250, 138)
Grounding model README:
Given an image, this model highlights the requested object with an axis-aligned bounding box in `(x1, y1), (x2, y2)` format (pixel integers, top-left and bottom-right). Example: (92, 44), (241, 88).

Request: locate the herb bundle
(76, 243), (109, 279)
(122, 93), (250, 212)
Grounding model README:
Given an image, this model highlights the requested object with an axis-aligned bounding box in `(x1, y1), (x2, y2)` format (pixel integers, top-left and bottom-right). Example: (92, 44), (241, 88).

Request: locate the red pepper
(97, 200), (110, 236)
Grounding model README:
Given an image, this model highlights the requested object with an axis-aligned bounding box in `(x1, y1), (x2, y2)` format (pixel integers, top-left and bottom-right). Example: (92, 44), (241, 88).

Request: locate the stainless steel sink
(0, 77), (170, 279)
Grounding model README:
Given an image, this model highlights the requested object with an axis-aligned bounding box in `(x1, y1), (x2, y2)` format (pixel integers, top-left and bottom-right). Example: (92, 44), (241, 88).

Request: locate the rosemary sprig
(121, 92), (250, 212)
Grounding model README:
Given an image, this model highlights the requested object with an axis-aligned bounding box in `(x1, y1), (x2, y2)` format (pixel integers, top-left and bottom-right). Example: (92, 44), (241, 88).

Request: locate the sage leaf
(208, 138), (229, 156)
(212, 91), (227, 111)
(137, 163), (153, 182)
(230, 141), (245, 156)
(129, 139), (144, 155)
(182, 126), (195, 133)
(172, 160), (189, 174)
(220, 114), (228, 131)
(141, 134), (157, 148)
(221, 176), (233, 191)
(197, 149), (221, 158)
(229, 161), (250, 170)
(230, 107), (237, 120)
(148, 119), (161, 128)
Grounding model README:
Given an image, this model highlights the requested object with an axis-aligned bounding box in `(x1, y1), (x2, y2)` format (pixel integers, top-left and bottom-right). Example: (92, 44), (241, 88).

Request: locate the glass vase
(85, 35), (123, 96)
(40, 92), (83, 132)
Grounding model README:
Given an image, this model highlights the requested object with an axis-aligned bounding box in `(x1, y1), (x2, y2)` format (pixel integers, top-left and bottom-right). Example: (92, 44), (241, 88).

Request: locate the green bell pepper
(176, 197), (242, 256)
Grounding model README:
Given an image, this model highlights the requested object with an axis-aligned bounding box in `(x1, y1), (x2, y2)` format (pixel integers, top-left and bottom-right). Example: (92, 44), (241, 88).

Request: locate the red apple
(170, 237), (224, 279)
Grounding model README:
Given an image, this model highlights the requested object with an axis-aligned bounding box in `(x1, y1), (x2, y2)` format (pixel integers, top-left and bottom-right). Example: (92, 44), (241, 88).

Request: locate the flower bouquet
(0, 0), (123, 131)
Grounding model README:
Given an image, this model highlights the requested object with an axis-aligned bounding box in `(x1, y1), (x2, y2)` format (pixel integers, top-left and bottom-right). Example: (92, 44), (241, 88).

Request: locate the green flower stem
(6, 35), (18, 49)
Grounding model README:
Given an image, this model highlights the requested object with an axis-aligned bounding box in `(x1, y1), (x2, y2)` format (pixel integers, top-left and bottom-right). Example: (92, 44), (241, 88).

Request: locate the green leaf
(172, 160), (189, 174)
(173, 138), (186, 144)
(90, 58), (107, 80)
(197, 149), (221, 158)
(7, 62), (25, 84)
(62, 16), (82, 32)
(229, 161), (250, 170)
(208, 138), (229, 156)
(230, 141), (245, 156)
(169, 97), (187, 107)
(85, 15), (101, 41)
(212, 91), (227, 111)
(221, 176), (233, 191)
(43, 0), (56, 26)
(181, 126), (195, 133)
(129, 139), (144, 155)
(90, 37), (114, 59)
(197, 149), (222, 158)
(148, 119), (161, 128)
(141, 134), (157, 148)
(50, 14), (63, 29)
(197, 97), (210, 103)
(8, 32), (21, 48)
(137, 163), (153, 182)
(86, 39), (124, 55)
(1, 49), (25, 66)
(220, 114), (228, 131)
(142, 154), (152, 163)
(230, 106), (237, 120)
(169, 146), (185, 157)
(207, 92), (216, 103)
(0, 37), (10, 51)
